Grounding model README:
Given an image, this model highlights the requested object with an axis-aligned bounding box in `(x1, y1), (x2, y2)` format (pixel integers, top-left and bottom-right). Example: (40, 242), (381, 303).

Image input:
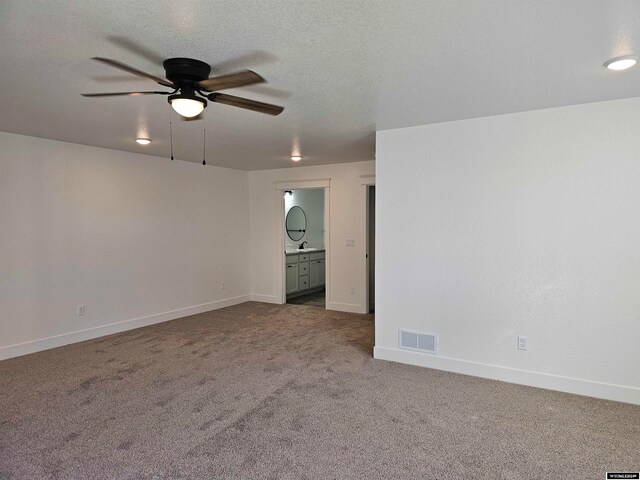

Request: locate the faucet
(298, 241), (308, 249)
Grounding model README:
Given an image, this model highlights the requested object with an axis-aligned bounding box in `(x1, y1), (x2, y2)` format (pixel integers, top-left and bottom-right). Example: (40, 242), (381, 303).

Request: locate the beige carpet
(0, 302), (638, 479)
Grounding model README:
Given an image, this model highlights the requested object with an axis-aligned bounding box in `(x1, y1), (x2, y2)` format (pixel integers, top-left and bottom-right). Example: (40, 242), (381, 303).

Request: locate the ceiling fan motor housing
(163, 58), (211, 86)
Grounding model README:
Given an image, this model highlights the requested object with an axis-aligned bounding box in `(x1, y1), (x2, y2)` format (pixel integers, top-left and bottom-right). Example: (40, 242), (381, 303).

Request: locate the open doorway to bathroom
(367, 185), (375, 313)
(284, 188), (326, 308)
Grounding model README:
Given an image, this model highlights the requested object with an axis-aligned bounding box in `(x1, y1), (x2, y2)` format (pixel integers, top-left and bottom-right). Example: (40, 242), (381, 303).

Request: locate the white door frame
(275, 178), (331, 305)
(360, 175), (376, 313)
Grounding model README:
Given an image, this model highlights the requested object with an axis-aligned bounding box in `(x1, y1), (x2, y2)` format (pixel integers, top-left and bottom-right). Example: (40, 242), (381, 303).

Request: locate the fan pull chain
(202, 128), (207, 166)
(169, 113), (174, 161)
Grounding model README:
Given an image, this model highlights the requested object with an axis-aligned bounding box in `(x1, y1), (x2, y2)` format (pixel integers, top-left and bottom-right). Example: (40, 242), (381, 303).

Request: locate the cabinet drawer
(299, 261), (309, 275)
(299, 254), (309, 262)
(286, 255), (298, 265)
(299, 275), (309, 290)
(310, 251), (325, 261)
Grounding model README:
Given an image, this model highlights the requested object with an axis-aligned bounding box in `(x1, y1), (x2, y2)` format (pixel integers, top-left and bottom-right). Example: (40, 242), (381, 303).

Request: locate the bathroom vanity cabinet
(286, 250), (325, 298)
(309, 252), (326, 288)
(285, 256), (299, 294)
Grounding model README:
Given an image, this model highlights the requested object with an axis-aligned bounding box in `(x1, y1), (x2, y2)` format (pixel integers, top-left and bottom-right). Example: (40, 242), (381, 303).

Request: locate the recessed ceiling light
(136, 138), (151, 145)
(291, 155), (302, 161)
(604, 55), (637, 71)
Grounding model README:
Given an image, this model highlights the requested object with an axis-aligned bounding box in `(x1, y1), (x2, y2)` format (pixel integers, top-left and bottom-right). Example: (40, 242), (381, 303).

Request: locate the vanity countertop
(285, 249), (325, 256)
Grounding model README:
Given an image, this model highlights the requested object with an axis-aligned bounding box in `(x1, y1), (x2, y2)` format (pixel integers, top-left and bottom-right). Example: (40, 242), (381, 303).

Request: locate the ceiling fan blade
(198, 70), (265, 92)
(91, 57), (174, 88)
(81, 91), (169, 97)
(209, 93), (284, 116)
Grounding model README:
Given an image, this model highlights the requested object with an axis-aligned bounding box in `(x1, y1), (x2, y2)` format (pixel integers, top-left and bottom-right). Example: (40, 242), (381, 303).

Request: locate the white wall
(250, 161), (375, 312)
(0, 132), (250, 359)
(375, 97), (640, 405)
(284, 189), (324, 250)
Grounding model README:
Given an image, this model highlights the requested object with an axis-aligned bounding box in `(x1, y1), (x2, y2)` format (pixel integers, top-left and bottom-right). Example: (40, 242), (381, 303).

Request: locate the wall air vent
(399, 329), (438, 354)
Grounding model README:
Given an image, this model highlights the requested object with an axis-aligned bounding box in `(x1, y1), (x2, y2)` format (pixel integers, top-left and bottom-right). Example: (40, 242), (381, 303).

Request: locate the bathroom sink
(286, 248), (319, 254)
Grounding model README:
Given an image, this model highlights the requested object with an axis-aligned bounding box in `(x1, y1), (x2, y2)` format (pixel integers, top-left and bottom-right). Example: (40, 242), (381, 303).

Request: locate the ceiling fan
(82, 57), (284, 118)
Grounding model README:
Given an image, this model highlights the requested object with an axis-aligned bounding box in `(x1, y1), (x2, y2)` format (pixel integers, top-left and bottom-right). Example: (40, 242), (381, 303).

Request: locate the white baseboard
(249, 294), (282, 304)
(374, 346), (640, 406)
(0, 295), (250, 361)
(326, 301), (366, 314)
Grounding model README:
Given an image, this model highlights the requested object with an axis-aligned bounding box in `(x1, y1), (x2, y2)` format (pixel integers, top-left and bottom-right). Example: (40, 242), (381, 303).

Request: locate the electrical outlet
(349, 286), (356, 294)
(517, 335), (528, 351)
(221, 281), (226, 290)
(77, 305), (85, 316)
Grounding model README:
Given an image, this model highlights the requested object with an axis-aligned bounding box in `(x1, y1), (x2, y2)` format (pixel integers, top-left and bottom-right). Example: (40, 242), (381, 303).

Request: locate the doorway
(283, 188), (326, 308)
(367, 185), (375, 313)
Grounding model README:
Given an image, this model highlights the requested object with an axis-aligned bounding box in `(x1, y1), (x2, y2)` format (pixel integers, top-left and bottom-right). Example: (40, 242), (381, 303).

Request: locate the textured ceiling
(1, 0), (640, 170)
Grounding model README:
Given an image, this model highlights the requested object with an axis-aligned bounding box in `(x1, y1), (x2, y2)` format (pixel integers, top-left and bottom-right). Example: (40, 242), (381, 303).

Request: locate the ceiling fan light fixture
(168, 94), (207, 118)
(604, 55), (637, 71)
(135, 138), (151, 145)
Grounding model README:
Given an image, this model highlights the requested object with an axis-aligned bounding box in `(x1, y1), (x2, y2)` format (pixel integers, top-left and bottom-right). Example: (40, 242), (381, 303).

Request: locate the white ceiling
(1, 0), (640, 170)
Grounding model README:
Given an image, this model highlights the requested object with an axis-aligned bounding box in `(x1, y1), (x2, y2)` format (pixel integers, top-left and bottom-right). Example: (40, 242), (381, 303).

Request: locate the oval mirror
(286, 206), (307, 241)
